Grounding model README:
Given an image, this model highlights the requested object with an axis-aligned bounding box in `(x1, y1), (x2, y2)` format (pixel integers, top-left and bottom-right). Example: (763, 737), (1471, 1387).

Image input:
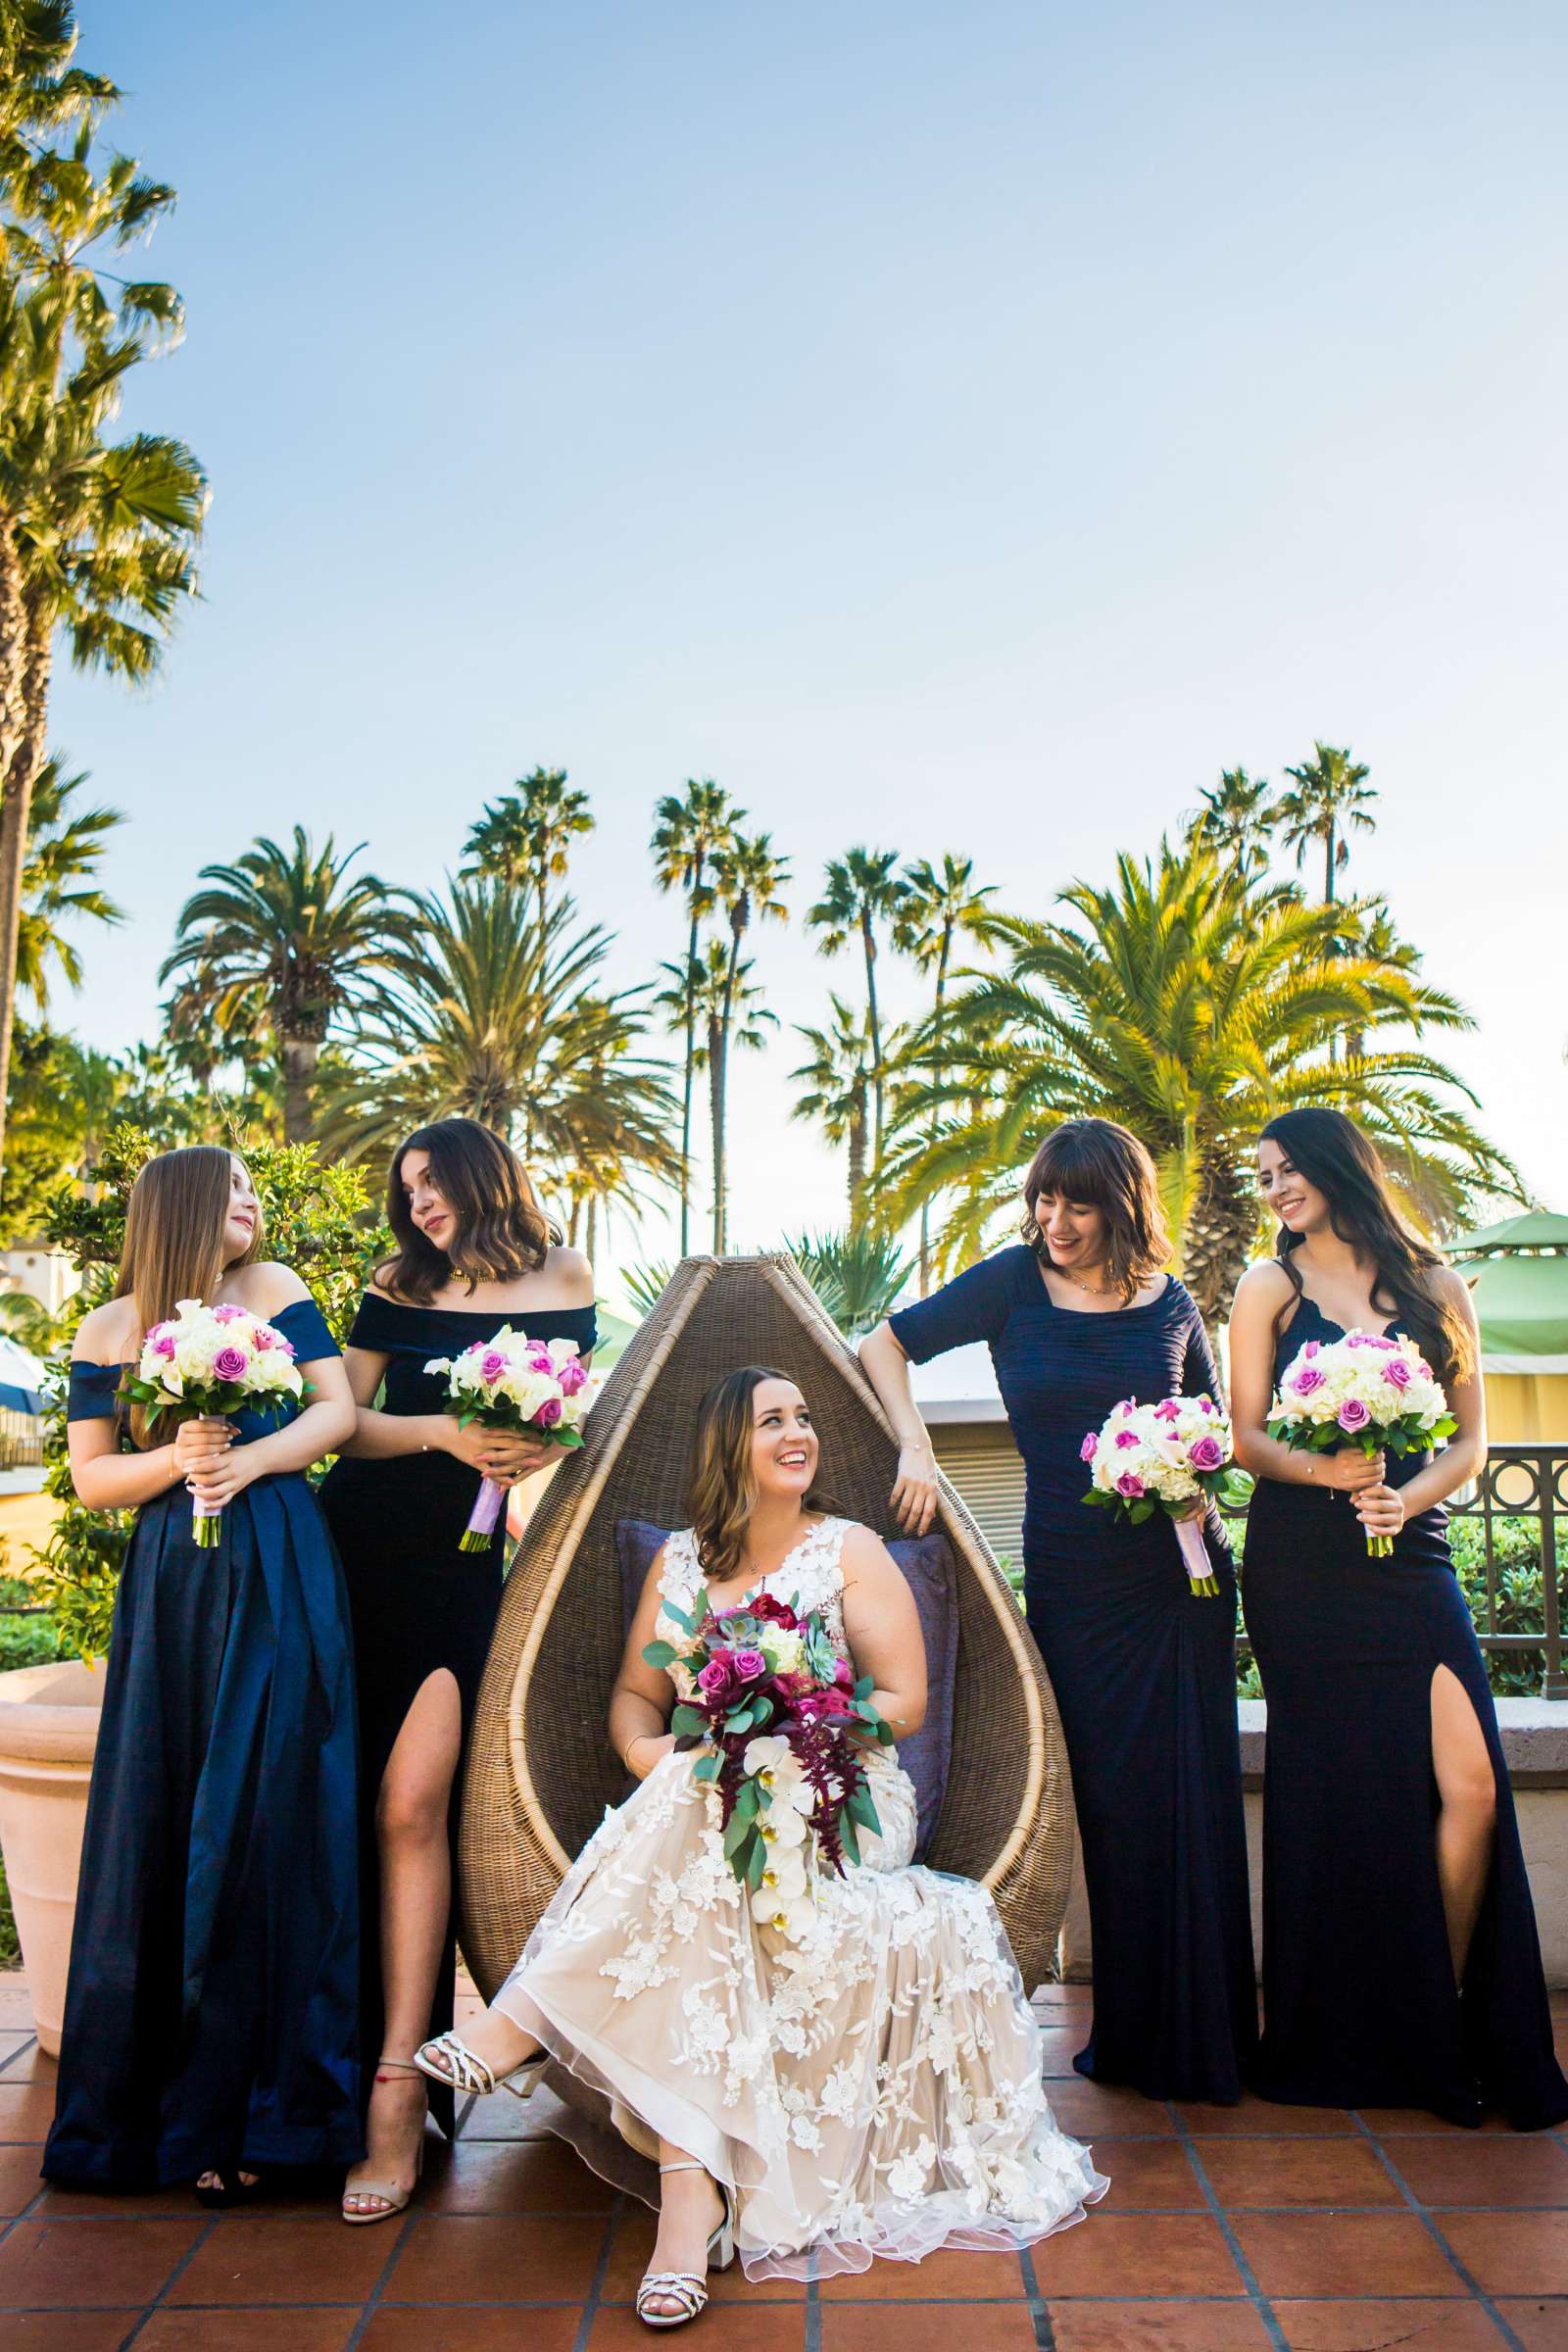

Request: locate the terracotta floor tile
(1031, 2213), (1242, 2297)
(31, 2180), (229, 2219)
(1038, 2027), (1088, 2075)
(1231, 2212), (1463, 2297)
(135, 2314), (359, 2351)
(1436, 2210), (1568, 2295)
(1494, 2299), (1568, 2350)
(1357, 2107), (1515, 2136)
(0, 2217), (203, 2307)
(599, 2207), (806, 2304)
(1195, 2136), (1401, 2208)
(420, 2136), (616, 2213)
(1175, 2096), (1356, 2136)
(167, 2215), (390, 2305)
(591, 2308), (806, 2351)
(0, 2078), (61, 2141)
(1388, 2134), (1568, 2208)
(0, 1979), (38, 2028)
(0, 2140), (42, 2215)
(1092, 2139), (1203, 2209)
(8, 2317), (143, 2350)
(364, 2313), (581, 2352)
(1270, 2303), (1505, 2351)
(1045, 2082), (1176, 2137)
(0, 2031), (33, 2065)
(385, 2212), (607, 2303)
(819, 2310), (1036, 2351)
(457, 2089), (560, 2141)
(815, 2244), (1032, 2301)
(0, 2045), (53, 2083)
(1047, 2309), (1274, 2351)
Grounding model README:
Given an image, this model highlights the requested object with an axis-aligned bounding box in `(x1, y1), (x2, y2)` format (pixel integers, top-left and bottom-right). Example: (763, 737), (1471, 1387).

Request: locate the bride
(416, 1365), (1105, 2324)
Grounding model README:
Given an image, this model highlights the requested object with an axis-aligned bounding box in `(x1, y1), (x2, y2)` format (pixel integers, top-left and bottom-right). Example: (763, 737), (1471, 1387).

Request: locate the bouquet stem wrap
(460, 1475), (507, 1554)
(1173, 1512), (1218, 1596)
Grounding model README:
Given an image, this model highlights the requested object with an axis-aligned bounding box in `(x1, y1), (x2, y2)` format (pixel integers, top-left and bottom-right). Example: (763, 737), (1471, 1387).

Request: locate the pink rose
(1188, 1434), (1224, 1471)
(151, 1329), (177, 1359)
(212, 1303), (246, 1325)
(1337, 1396), (1372, 1432)
(1384, 1357), (1411, 1391)
(833, 1657), (855, 1690)
(696, 1657), (737, 1701)
(1302, 1341), (1320, 1357)
(1198, 1397), (1214, 1414)
(1291, 1365), (1326, 1396)
(212, 1345), (249, 1384)
(252, 1326), (277, 1350)
(1116, 1396), (1137, 1413)
(557, 1357), (588, 1396)
(478, 1349), (510, 1386)
(533, 1396), (563, 1428)
(1152, 1398), (1181, 1422)
(527, 1348), (554, 1373)
(1079, 1432), (1098, 1463)
(732, 1647), (768, 1682)
(1114, 1428), (1140, 1449)
(1115, 1471), (1145, 1498)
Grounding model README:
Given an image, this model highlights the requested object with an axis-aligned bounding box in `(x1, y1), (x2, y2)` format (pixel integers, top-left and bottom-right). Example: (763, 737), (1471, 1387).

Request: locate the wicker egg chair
(458, 1252), (1076, 1999)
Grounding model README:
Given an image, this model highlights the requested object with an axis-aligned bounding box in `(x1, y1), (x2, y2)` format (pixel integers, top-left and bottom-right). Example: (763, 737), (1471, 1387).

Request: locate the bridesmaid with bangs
(319, 1117), (597, 2223)
(43, 1147), (361, 2201)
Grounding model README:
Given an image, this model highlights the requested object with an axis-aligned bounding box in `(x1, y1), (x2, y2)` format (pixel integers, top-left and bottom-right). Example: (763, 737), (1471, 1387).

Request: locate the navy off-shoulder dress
(318, 1291), (597, 2132)
(891, 1247), (1256, 2103)
(43, 1297), (362, 2188)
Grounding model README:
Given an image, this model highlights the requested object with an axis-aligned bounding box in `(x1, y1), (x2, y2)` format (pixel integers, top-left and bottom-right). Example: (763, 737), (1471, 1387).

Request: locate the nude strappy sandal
(413, 2028), (549, 2101)
(341, 2057), (425, 2225)
(636, 2161), (737, 2328)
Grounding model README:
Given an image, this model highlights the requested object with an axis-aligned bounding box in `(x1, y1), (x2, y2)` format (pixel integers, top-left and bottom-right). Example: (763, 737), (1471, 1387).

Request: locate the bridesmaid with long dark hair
(860, 1117), (1256, 2104)
(319, 1117), (597, 2221)
(1232, 1106), (1567, 2128)
(43, 1148), (361, 2199)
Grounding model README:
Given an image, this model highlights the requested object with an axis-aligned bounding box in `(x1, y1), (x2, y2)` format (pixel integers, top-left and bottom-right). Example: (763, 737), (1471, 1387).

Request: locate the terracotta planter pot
(0, 1658), (103, 2054)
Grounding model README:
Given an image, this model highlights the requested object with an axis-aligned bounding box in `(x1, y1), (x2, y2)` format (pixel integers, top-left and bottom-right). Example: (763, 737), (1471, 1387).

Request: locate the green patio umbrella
(1451, 1210), (1568, 1374)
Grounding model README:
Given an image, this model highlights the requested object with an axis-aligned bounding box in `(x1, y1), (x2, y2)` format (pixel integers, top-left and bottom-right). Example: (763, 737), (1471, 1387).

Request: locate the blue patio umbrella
(0, 1332), (47, 1416)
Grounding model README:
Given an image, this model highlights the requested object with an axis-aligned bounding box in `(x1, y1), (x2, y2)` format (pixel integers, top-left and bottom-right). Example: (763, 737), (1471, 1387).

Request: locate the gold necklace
(1068, 1265), (1115, 1298)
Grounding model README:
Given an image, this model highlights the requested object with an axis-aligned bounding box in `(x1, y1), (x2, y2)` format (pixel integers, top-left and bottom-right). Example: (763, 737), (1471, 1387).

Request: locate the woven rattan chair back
(458, 1252), (1075, 1994)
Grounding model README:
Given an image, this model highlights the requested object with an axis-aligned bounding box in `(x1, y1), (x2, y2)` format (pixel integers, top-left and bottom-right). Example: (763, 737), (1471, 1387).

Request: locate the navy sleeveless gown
(43, 1297), (362, 2187)
(1244, 1294), (1568, 2128)
(891, 1249), (1256, 2103)
(318, 1292), (597, 2132)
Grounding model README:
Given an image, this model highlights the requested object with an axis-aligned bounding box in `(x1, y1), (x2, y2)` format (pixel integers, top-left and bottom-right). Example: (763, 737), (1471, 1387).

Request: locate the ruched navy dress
(43, 1297), (362, 2188)
(1244, 1294), (1568, 2128)
(318, 1291), (597, 2131)
(891, 1247), (1256, 2102)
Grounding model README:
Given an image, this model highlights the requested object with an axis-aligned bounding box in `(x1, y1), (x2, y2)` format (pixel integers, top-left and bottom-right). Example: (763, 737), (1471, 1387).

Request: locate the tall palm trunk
(0, 596), (51, 1183)
(860, 904), (883, 1163)
(280, 1034), (319, 1145)
(917, 923), (953, 1295)
(1182, 1149), (1258, 1338)
(585, 1192), (598, 1269)
(711, 907), (749, 1254)
(707, 1009), (725, 1256)
(848, 1083), (867, 1226)
(679, 897), (701, 1254)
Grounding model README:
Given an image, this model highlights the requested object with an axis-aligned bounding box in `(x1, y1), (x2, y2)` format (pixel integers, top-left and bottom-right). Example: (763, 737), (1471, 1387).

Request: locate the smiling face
(221, 1156), (260, 1265)
(400, 1147), (459, 1254)
(1257, 1135), (1331, 1237)
(750, 1377), (819, 1505)
(1032, 1188), (1111, 1276)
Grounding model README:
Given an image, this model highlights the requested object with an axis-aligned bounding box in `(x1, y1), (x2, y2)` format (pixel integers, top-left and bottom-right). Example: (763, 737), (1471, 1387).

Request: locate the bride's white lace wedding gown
(494, 1516), (1106, 2280)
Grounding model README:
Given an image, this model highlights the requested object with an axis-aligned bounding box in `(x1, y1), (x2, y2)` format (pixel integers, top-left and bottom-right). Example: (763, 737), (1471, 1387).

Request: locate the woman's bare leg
(1431, 1663), (1496, 1984)
(643, 2137), (726, 2319)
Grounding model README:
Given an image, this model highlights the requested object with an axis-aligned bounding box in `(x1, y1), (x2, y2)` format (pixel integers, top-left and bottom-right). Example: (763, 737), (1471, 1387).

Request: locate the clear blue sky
(53, 0), (1568, 1278)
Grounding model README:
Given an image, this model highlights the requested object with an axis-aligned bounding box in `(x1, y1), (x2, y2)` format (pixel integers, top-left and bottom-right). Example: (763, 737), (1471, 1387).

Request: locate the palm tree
(879, 838), (1520, 1327)
(790, 998), (875, 1225)
(894, 855), (999, 1292)
(1276, 742), (1376, 906)
(658, 942), (775, 1252)
(806, 847), (909, 1166)
(1186, 767), (1278, 881)
(463, 766), (594, 936)
(14, 751), (122, 1005)
(160, 829), (417, 1143)
(650, 780), (739, 1251)
(784, 1229), (913, 1338)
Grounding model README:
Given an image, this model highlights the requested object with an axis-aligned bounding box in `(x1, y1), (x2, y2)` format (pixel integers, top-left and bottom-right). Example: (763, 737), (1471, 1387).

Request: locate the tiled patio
(2, 1975), (1566, 2351)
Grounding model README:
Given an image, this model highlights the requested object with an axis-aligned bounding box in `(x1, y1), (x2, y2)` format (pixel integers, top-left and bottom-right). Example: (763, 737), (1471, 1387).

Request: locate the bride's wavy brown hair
(377, 1117), (559, 1303)
(115, 1147), (264, 1446)
(687, 1366), (839, 1586)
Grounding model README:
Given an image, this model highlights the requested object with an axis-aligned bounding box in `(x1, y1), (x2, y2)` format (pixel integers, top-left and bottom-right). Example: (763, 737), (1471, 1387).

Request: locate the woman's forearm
(337, 1406), (454, 1461)
(1234, 1428), (1332, 1487)
(73, 1444), (182, 1512)
(1395, 1431), (1487, 1517)
(865, 1685), (925, 1737)
(858, 1326), (934, 1455)
(243, 1398), (359, 1479)
(609, 1687), (668, 1771)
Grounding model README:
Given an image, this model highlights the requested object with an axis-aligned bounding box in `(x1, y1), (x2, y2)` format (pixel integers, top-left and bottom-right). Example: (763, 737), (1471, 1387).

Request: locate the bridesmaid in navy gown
(319, 1117), (597, 2221)
(861, 1118), (1256, 2103)
(43, 1147), (362, 2196)
(1233, 1107), (1567, 2128)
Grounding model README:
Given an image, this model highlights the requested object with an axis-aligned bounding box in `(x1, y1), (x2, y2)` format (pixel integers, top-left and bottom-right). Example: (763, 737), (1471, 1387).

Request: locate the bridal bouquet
(424, 1328), (595, 1552)
(1268, 1330), (1455, 1556)
(1081, 1393), (1239, 1595)
(643, 1592), (893, 1942)
(119, 1298), (306, 1547)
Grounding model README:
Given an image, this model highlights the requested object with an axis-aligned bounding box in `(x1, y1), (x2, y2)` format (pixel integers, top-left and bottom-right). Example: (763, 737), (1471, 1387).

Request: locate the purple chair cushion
(612, 1517), (958, 1859)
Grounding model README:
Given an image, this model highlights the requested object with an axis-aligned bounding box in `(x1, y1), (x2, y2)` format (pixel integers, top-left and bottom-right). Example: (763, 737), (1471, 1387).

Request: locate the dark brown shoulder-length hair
(687, 1366), (841, 1588)
(115, 1146), (264, 1446)
(376, 1117), (559, 1304)
(1020, 1117), (1172, 1303)
(1260, 1107), (1474, 1389)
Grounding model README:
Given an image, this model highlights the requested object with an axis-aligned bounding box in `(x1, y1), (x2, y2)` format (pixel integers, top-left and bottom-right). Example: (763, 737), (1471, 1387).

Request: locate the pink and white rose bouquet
(1267, 1330), (1456, 1556)
(423, 1326), (597, 1552)
(1081, 1393), (1239, 1595)
(120, 1298), (306, 1547)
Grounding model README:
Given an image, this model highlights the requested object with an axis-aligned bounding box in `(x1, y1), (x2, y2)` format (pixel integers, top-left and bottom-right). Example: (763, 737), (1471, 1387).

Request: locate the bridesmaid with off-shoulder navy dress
(1233, 1108), (1567, 2129)
(42, 1148), (363, 2197)
(319, 1117), (597, 2221)
(861, 1119), (1257, 2105)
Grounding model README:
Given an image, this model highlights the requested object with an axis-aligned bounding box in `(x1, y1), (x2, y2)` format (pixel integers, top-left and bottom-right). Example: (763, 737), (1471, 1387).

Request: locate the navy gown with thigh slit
(1243, 1293), (1568, 2129)
(42, 1297), (363, 2188)
(318, 1291), (597, 2132)
(891, 1248), (1257, 2104)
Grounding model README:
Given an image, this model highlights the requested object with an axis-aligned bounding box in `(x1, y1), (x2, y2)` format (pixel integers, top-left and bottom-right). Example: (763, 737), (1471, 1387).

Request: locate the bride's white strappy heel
(413, 2029), (549, 2101)
(636, 2161), (737, 2328)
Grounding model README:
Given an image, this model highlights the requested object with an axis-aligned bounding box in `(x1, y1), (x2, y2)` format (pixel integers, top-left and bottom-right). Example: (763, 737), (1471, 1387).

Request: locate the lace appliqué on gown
(495, 1517), (1106, 2278)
